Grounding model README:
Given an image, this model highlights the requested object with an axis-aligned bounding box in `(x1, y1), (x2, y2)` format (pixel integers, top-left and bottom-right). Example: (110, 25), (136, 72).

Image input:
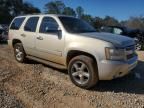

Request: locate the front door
(35, 16), (64, 64)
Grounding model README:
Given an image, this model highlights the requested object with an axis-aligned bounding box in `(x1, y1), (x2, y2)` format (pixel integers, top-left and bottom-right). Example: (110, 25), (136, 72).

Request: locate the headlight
(105, 47), (126, 61)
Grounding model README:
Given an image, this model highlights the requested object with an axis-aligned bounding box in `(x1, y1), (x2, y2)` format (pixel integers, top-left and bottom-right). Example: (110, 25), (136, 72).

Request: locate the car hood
(79, 32), (135, 48)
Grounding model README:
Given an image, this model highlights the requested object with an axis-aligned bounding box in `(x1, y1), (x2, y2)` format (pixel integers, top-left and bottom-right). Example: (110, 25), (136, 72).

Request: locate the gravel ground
(0, 90), (25, 108)
(0, 44), (144, 108)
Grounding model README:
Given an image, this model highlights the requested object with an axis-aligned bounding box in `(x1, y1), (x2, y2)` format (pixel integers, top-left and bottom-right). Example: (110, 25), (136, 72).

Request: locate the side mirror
(44, 26), (62, 39)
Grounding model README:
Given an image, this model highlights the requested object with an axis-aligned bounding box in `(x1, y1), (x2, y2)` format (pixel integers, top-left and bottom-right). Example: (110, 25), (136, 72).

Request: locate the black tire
(68, 55), (99, 89)
(135, 34), (143, 50)
(136, 42), (142, 51)
(135, 38), (142, 51)
(14, 43), (27, 63)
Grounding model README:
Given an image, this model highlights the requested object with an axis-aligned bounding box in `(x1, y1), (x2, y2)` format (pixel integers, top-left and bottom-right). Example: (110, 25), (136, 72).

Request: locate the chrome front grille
(125, 45), (136, 60)
(126, 45), (135, 51)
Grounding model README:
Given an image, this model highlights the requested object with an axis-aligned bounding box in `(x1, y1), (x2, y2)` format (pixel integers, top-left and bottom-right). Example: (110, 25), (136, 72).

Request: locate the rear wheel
(14, 43), (27, 63)
(68, 55), (98, 89)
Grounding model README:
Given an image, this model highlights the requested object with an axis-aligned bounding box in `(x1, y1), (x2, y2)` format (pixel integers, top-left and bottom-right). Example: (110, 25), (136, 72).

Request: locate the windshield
(59, 16), (96, 33)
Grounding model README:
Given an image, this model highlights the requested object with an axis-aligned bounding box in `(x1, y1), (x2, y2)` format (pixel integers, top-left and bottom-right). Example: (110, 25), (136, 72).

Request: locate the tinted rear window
(10, 17), (25, 30)
(24, 17), (39, 32)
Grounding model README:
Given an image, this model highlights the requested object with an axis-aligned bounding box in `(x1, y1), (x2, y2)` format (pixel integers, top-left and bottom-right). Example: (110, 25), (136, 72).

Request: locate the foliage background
(0, 0), (144, 31)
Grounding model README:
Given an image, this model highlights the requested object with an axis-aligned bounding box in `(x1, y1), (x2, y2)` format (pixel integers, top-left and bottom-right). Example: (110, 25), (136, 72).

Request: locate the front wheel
(68, 55), (99, 89)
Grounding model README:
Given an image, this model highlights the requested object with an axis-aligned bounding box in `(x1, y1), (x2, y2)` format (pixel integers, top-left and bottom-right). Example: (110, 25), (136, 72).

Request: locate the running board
(26, 56), (66, 69)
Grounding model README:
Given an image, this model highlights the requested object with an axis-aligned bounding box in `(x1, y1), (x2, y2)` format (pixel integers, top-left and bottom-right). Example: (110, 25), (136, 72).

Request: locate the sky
(24, 0), (144, 21)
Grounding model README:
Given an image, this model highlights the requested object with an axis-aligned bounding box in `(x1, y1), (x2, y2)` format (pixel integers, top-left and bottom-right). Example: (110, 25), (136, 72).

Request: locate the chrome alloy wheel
(15, 46), (23, 61)
(71, 61), (90, 85)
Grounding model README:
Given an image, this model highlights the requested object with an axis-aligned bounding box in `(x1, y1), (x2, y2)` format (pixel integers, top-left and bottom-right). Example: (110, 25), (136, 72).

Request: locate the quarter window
(10, 17), (25, 30)
(39, 17), (58, 33)
(24, 17), (39, 32)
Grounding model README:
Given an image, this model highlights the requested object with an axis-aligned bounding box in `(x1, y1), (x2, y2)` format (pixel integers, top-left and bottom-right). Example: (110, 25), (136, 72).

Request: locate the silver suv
(8, 14), (138, 89)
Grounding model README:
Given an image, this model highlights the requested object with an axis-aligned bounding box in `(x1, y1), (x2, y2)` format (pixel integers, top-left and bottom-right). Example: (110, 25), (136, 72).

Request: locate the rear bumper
(98, 56), (138, 80)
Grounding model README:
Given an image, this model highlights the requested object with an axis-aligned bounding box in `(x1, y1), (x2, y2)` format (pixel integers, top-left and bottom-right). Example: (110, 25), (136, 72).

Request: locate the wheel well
(12, 39), (22, 47)
(67, 50), (97, 66)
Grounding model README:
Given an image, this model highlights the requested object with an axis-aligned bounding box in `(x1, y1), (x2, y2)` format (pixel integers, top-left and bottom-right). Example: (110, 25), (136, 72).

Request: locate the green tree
(0, 0), (24, 23)
(120, 20), (127, 26)
(81, 14), (94, 24)
(0, 0), (23, 16)
(0, 0), (11, 23)
(103, 16), (120, 26)
(44, 1), (65, 14)
(125, 16), (144, 30)
(76, 6), (84, 18)
(22, 2), (41, 14)
(0, 0), (40, 24)
(63, 7), (76, 17)
(93, 17), (104, 29)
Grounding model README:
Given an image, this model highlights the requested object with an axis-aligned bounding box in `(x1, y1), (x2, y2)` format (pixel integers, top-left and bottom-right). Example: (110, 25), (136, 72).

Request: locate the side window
(39, 17), (58, 33)
(10, 17), (25, 30)
(113, 28), (123, 35)
(24, 17), (39, 32)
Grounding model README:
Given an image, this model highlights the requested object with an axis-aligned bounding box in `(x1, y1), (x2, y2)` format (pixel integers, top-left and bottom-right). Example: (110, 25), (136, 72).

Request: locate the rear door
(21, 16), (39, 55)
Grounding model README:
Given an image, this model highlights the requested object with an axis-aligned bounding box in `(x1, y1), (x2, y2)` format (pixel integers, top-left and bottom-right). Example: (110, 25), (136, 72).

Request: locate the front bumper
(98, 55), (138, 80)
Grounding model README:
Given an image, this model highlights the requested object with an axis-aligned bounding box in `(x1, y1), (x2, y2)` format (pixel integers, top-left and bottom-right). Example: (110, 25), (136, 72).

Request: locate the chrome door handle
(21, 34), (26, 37)
(37, 36), (43, 40)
